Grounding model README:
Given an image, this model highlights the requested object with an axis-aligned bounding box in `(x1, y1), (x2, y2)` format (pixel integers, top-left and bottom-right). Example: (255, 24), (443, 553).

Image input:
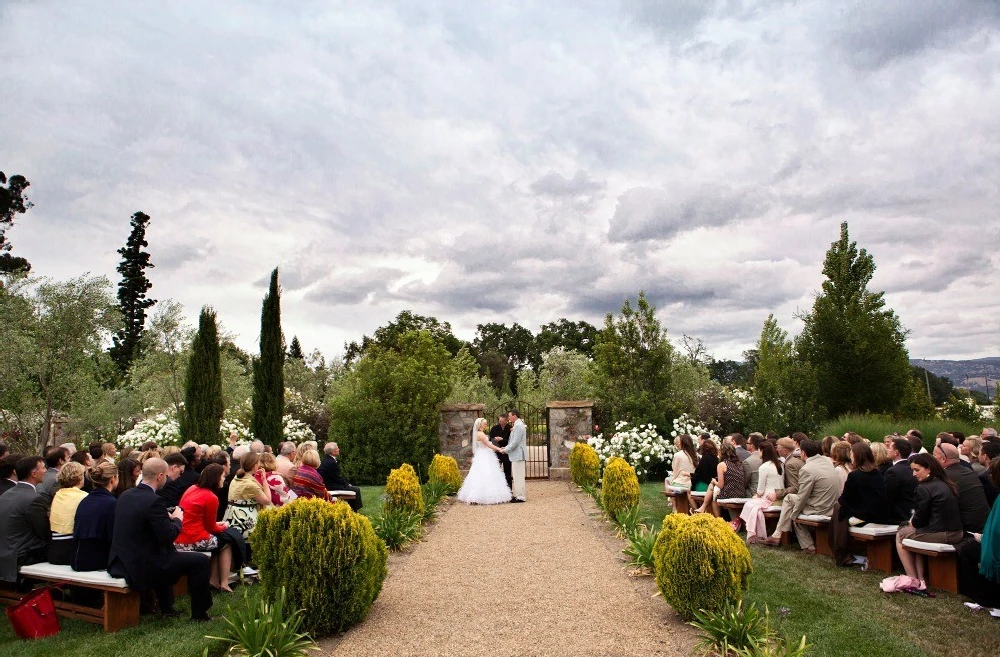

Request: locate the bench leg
(927, 555), (959, 594)
(672, 496), (691, 516)
(104, 590), (140, 632)
(814, 525), (832, 556)
(866, 540), (894, 573)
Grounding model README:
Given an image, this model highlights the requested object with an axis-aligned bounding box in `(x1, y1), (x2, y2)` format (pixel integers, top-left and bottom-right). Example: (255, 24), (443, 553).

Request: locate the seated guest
(731, 433), (750, 461)
(978, 440), (1000, 508)
(225, 453), (273, 539)
(115, 458), (141, 498)
(0, 454), (20, 495)
(740, 442), (784, 542)
(72, 462), (118, 571)
(275, 442), (296, 479)
(98, 442), (117, 465)
(667, 434), (698, 489)
(291, 449), (332, 501)
(48, 462), (89, 565)
(317, 443), (363, 511)
(88, 441), (104, 461)
(39, 445), (69, 498)
(830, 443), (887, 566)
(158, 449), (199, 508)
(980, 458), (1000, 584)
(212, 452), (233, 521)
(830, 441), (852, 494)
(693, 442), (744, 520)
(963, 436), (986, 474)
(108, 458), (212, 621)
(0, 457), (51, 582)
(260, 452), (296, 507)
(771, 437), (803, 502)
(685, 440), (719, 513)
(906, 431), (924, 459)
(871, 441), (892, 475)
(176, 464), (233, 593)
(821, 435), (837, 457)
(70, 450), (95, 492)
(895, 454), (964, 590)
(742, 433), (764, 497)
(842, 432), (864, 446)
(764, 440), (839, 553)
(884, 437), (918, 523)
(935, 442), (989, 533)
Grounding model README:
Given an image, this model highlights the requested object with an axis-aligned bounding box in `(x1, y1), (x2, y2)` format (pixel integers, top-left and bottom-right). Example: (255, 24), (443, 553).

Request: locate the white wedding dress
(457, 434), (512, 505)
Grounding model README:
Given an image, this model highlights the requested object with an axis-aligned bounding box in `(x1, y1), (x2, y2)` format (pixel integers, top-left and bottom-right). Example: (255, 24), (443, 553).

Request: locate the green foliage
(345, 310), (463, 365)
(601, 457), (640, 519)
(798, 222), (911, 417)
(818, 413), (981, 452)
(689, 600), (811, 657)
(427, 454), (462, 494)
(181, 307), (223, 444)
(251, 268), (285, 447)
(474, 321), (540, 376)
(110, 211), (156, 375)
(384, 463), (424, 515)
(581, 483), (604, 513)
(329, 330), (452, 484)
(287, 335), (304, 361)
(911, 366), (955, 406)
(653, 513), (752, 620)
(445, 346), (506, 407)
(896, 377), (937, 420)
(536, 318), (599, 358)
(205, 586), (318, 657)
(614, 504), (642, 539)
(0, 171), (33, 273)
(252, 498), (387, 637)
(569, 442), (600, 487)
(537, 347), (595, 403)
(371, 506), (423, 551)
(421, 480), (448, 522)
(941, 393), (985, 425)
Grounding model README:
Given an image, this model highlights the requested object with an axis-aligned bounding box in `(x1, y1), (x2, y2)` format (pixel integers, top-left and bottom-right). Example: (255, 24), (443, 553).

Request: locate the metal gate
(486, 401), (549, 479)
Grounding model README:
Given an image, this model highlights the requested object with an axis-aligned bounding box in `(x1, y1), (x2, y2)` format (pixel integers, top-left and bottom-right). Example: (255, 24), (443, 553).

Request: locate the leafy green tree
(708, 359), (752, 387)
(798, 222), (911, 417)
(897, 376), (937, 420)
(445, 346), (506, 407)
(110, 211), (156, 374)
(474, 322), (540, 374)
(538, 347), (595, 402)
(181, 307), (223, 443)
(344, 310), (463, 364)
(251, 268), (285, 447)
(536, 319), (599, 358)
(129, 300), (191, 417)
(0, 171), (33, 274)
(472, 349), (515, 396)
(328, 330), (452, 484)
(910, 366), (954, 406)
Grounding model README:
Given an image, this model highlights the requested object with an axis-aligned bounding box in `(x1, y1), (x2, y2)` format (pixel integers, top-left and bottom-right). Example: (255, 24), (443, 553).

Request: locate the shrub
(653, 513), (752, 621)
(587, 421), (673, 479)
(689, 600), (811, 657)
(601, 457), (640, 518)
(385, 463), (424, 516)
(818, 413), (981, 452)
(569, 442), (600, 487)
(252, 498), (387, 637)
(206, 586), (318, 657)
(371, 506), (423, 551)
(421, 480), (448, 523)
(427, 454), (462, 494)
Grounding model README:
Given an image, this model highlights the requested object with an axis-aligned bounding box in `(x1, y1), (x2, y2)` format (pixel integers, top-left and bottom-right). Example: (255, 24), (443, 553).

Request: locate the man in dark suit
(0, 454), (20, 495)
(317, 443), (362, 511)
(0, 456), (51, 582)
(109, 457), (212, 621)
(490, 414), (513, 490)
(936, 442), (989, 533)
(157, 449), (198, 508)
(884, 437), (918, 523)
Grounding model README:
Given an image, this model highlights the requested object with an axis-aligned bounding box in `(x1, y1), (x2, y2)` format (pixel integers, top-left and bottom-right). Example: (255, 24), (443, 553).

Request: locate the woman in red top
(176, 464), (233, 593)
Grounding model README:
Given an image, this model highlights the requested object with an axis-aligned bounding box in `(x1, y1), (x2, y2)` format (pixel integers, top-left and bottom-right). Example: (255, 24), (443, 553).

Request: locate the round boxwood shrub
(427, 454), (462, 494)
(601, 456), (640, 518)
(653, 513), (752, 620)
(385, 463), (424, 515)
(252, 498), (388, 637)
(569, 442), (600, 487)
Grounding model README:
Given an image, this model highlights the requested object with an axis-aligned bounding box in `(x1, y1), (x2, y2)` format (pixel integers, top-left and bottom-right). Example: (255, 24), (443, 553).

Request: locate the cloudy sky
(2, 1), (998, 361)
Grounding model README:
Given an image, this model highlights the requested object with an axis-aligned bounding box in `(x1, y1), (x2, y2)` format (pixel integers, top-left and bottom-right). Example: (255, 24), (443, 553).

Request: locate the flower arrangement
(587, 421), (675, 479)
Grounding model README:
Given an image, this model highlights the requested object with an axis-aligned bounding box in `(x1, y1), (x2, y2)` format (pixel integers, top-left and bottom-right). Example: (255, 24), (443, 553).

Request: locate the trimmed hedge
(653, 513), (752, 620)
(252, 498), (388, 636)
(385, 463), (424, 516)
(569, 442), (600, 487)
(601, 456), (640, 518)
(427, 454), (462, 494)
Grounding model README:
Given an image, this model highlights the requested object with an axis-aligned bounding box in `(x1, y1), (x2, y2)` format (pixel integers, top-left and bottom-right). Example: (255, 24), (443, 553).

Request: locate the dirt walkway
(321, 480), (693, 657)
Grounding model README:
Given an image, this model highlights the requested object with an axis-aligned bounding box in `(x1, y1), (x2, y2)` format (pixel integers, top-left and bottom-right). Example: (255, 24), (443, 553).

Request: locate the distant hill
(910, 357), (1000, 397)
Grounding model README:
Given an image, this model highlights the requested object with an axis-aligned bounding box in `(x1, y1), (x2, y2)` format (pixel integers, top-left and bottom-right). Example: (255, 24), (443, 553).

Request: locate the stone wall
(439, 403), (484, 471)
(545, 401), (594, 480)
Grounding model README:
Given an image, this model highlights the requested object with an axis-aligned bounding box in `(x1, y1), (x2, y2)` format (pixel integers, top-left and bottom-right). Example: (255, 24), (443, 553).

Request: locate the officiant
(489, 414), (513, 490)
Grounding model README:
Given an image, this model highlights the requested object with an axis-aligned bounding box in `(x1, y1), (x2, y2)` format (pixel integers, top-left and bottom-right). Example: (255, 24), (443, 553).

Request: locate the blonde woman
(224, 453), (273, 538)
(871, 441), (892, 475)
(260, 452), (296, 506)
(456, 418), (511, 505)
(49, 462), (88, 565)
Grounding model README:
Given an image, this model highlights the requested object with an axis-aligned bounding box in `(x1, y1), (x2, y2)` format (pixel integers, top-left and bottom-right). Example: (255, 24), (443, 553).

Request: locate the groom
(503, 409), (527, 503)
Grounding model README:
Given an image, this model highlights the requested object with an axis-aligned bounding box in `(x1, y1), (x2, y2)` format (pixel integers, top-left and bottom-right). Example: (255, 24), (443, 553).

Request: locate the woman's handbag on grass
(6, 586), (61, 640)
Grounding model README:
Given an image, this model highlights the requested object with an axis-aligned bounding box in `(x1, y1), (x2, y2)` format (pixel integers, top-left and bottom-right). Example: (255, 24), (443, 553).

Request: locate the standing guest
(935, 442), (989, 533)
(275, 442), (296, 479)
(291, 449), (332, 501)
(225, 453), (273, 538)
(71, 462), (118, 571)
(39, 446), (69, 498)
(668, 434), (698, 489)
(741, 442), (784, 542)
(742, 433), (765, 497)
(0, 454), (20, 495)
(115, 458), (141, 498)
(830, 441), (853, 494)
(884, 438), (918, 523)
(260, 453), (296, 507)
(317, 443), (363, 511)
(109, 458), (212, 621)
(175, 464), (233, 593)
(772, 437), (803, 501)
(764, 440), (840, 553)
(489, 413), (513, 490)
(48, 462), (89, 565)
(829, 443), (887, 566)
(871, 441), (892, 475)
(895, 454), (964, 590)
(0, 457), (51, 582)
(70, 450), (95, 492)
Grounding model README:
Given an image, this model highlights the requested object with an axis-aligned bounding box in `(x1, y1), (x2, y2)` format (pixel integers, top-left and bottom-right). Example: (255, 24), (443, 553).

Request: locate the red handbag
(6, 587), (61, 639)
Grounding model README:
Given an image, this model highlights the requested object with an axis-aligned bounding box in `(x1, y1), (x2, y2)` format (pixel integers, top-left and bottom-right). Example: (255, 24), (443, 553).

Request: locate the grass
(356, 485), (385, 519)
(638, 481), (673, 532)
(818, 414), (981, 451)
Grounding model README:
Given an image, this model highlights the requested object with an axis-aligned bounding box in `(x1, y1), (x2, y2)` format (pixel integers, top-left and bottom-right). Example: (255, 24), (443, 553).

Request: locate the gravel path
(320, 480), (693, 657)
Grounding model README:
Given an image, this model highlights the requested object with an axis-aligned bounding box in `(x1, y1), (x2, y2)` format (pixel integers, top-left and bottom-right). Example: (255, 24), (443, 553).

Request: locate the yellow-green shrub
(653, 513), (752, 620)
(601, 456), (640, 517)
(385, 463), (424, 515)
(251, 498), (388, 637)
(569, 442), (600, 487)
(427, 454), (462, 494)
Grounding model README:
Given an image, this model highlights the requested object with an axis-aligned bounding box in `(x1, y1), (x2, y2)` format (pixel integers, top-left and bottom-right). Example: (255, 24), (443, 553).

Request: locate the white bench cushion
(901, 538), (957, 553)
(328, 490), (357, 499)
(718, 497), (751, 504)
(20, 563), (130, 589)
(665, 487), (687, 494)
(851, 523), (899, 537)
(797, 514), (832, 523)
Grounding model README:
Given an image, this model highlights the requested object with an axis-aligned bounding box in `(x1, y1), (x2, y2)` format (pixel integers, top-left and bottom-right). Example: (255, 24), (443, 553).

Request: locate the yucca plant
(421, 480), (448, 522)
(622, 526), (657, 572)
(689, 600), (811, 657)
(206, 587), (318, 657)
(614, 505), (642, 539)
(372, 506), (423, 551)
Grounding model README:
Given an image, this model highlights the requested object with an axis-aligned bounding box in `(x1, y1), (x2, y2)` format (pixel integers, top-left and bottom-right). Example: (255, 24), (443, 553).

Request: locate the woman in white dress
(457, 418), (512, 505)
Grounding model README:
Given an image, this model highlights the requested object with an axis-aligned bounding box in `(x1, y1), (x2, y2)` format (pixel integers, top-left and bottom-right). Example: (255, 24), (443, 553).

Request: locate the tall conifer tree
(251, 268), (284, 446)
(181, 306), (223, 443)
(110, 211), (156, 373)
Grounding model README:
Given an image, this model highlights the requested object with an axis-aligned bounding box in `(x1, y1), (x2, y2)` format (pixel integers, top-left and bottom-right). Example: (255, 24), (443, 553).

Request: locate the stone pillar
(439, 403), (485, 471)
(545, 401), (594, 480)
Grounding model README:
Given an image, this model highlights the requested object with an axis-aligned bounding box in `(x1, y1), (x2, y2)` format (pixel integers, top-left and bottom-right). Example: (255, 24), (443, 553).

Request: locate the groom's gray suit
(505, 418), (527, 501)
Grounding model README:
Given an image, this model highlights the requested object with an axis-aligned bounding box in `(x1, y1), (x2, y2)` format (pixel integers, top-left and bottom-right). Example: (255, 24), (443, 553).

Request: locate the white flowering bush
(670, 413), (721, 448)
(283, 415), (316, 443)
(220, 415), (253, 446)
(118, 408), (182, 449)
(941, 394), (985, 425)
(587, 421), (674, 479)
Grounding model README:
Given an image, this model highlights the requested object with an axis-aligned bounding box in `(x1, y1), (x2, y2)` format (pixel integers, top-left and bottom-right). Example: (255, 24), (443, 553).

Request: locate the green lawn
(638, 481), (673, 532)
(357, 485), (385, 519)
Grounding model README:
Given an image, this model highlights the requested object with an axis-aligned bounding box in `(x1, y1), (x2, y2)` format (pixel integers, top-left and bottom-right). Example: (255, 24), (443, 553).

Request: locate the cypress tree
(110, 211), (156, 374)
(288, 335), (304, 361)
(251, 268), (284, 446)
(181, 306), (223, 444)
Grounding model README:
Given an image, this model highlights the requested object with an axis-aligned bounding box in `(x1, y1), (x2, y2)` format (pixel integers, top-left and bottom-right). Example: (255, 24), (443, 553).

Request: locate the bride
(457, 418), (512, 505)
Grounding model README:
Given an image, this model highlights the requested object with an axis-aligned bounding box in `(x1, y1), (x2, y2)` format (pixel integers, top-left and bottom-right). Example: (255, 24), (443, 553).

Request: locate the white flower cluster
(118, 410), (181, 449)
(670, 413), (722, 447)
(220, 415), (253, 446)
(283, 415), (315, 444)
(727, 387), (751, 409)
(586, 420), (675, 478)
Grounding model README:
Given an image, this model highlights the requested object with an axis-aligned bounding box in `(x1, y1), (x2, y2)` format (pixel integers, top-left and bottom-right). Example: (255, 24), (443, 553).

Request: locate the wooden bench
(328, 489), (358, 502)
(901, 538), (959, 594)
(849, 523), (900, 573)
(794, 515), (832, 556)
(717, 498), (788, 545)
(660, 487), (699, 516)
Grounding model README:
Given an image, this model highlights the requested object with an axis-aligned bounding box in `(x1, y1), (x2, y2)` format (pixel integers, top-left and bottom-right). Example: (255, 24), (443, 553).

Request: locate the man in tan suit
(770, 437), (803, 501)
(764, 440), (839, 553)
